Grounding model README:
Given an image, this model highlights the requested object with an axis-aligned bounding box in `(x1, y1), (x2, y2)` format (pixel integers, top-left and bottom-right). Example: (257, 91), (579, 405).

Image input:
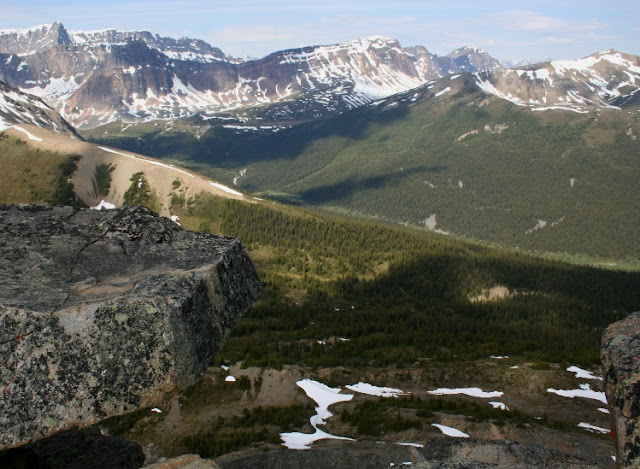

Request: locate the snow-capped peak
(0, 23), (55, 36)
(449, 46), (487, 55)
(0, 22), (72, 56)
(551, 50), (640, 75)
(474, 49), (640, 113)
(360, 35), (398, 45)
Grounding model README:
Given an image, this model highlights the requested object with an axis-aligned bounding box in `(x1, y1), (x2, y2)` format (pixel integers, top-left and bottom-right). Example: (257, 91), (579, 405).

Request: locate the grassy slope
(0, 133), (83, 206)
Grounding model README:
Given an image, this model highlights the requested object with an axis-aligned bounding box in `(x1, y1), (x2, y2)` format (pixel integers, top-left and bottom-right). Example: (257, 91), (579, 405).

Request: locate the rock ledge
(0, 204), (261, 449)
(602, 311), (640, 468)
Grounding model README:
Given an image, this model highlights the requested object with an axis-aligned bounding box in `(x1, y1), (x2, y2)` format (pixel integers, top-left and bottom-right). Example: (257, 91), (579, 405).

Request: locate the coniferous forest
(173, 195), (640, 368)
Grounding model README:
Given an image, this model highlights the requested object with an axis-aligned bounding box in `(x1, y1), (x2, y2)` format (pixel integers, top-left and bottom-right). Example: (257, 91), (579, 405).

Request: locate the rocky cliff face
(444, 46), (503, 73)
(0, 79), (77, 136)
(0, 23), (502, 129)
(602, 311), (640, 468)
(0, 204), (261, 449)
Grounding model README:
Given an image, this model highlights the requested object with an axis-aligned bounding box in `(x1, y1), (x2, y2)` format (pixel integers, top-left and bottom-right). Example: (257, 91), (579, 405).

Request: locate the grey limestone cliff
(602, 311), (640, 468)
(0, 204), (261, 449)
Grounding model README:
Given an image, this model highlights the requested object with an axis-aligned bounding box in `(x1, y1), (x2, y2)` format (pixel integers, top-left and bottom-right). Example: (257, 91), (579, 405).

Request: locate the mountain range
(0, 22), (502, 129)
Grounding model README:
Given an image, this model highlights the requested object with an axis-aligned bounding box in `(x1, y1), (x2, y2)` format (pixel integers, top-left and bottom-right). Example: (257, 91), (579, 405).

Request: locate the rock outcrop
(0, 204), (261, 449)
(602, 311), (640, 468)
(146, 454), (220, 469)
(0, 80), (78, 137)
(416, 438), (601, 468)
(214, 439), (600, 469)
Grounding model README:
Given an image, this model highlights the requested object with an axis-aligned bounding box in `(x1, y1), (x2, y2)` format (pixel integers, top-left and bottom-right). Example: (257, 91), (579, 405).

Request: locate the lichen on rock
(601, 311), (640, 468)
(0, 204), (261, 449)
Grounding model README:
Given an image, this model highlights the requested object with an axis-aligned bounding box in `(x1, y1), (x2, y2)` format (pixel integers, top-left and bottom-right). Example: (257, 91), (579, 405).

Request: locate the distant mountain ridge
(474, 50), (640, 113)
(0, 79), (76, 136)
(5, 22), (637, 133)
(0, 22), (236, 62)
(0, 22), (502, 129)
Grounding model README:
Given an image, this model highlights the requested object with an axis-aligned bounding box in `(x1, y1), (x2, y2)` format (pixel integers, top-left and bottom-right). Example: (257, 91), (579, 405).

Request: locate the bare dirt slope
(3, 124), (250, 216)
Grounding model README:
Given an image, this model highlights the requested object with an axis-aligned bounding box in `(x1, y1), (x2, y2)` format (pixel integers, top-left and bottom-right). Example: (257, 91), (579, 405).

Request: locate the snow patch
(432, 424), (469, 438)
(474, 72), (527, 107)
(531, 106), (588, 114)
(489, 401), (509, 410)
(345, 382), (406, 398)
(427, 387), (503, 399)
(92, 200), (117, 210)
(280, 379), (354, 450)
(397, 442), (424, 448)
(567, 366), (602, 381)
(578, 422), (610, 434)
(25, 77), (80, 103)
(11, 125), (43, 141)
(209, 181), (244, 197)
(98, 146), (195, 178)
(547, 387), (607, 404)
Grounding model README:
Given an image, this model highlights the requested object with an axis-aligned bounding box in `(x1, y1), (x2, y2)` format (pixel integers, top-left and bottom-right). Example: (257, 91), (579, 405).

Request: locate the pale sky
(1, 1), (638, 62)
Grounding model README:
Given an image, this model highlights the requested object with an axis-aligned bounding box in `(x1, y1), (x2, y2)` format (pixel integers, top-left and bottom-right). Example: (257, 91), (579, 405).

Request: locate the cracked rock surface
(602, 311), (640, 468)
(0, 204), (261, 449)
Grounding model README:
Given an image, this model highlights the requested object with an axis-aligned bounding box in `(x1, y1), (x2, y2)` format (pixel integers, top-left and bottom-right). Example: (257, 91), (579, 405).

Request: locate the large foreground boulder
(601, 311), (640, 468)
(0, 204), (261, 449)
